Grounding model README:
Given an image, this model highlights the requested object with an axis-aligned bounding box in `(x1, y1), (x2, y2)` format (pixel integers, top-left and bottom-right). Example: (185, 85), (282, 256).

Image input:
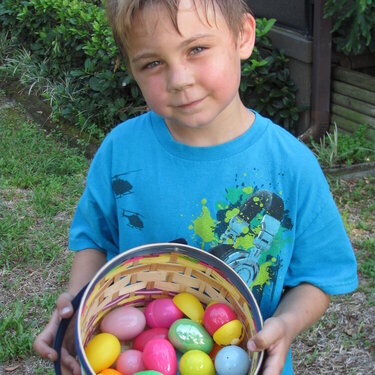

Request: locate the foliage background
(0, 0), (300, 139)
(324, 0), (375, 55)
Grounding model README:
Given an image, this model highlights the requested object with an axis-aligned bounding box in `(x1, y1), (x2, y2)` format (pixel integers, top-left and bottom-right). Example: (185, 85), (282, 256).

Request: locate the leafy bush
(0, 0), (300, 137)
(240, 18), (299, 131)
(0, 0), (144, 138)
(324, 0), (375, 55)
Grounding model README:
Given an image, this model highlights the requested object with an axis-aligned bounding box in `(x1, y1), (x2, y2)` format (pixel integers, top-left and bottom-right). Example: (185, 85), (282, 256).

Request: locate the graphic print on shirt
(188, 185), (293, 306)
(112, 170), (144, 230)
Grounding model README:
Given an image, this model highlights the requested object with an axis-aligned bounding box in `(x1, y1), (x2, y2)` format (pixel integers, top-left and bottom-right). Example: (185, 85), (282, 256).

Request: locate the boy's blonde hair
(106, 0), (251, 66)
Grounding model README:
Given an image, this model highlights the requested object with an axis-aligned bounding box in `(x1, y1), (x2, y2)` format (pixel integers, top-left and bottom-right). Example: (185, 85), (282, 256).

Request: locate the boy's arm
(33, 249), (106, 374)
(67, 248), (107, 294)
(248, 283), (330, 375)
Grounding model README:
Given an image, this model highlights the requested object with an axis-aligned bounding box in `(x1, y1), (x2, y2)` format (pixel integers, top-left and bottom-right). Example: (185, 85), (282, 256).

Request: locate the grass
(293, 176), (375, 373)
(0, 90), (88, 373)
(0, 89), (374, 374)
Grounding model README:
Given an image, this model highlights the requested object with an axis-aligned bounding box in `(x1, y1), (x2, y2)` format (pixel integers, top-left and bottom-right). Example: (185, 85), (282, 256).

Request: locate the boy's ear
(238, 13), (256, 60)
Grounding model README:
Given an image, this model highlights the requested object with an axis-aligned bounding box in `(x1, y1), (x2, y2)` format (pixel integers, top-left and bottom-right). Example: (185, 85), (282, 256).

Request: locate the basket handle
(53, 284), (87, 375)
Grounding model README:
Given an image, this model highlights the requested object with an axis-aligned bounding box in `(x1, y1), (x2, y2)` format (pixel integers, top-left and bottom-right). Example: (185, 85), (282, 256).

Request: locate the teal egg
(168, 318), (213, 353)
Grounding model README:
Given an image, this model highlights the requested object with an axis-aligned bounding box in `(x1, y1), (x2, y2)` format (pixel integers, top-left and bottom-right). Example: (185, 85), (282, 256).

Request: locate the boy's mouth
(175, 97), (205, 110)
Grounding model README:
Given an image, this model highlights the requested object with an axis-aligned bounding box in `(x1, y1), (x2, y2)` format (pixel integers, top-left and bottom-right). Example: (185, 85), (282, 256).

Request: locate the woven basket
(75, 243), (264, 374)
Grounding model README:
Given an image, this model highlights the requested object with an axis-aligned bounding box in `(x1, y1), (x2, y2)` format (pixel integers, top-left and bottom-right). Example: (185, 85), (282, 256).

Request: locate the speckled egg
(215, 345), (250, 375)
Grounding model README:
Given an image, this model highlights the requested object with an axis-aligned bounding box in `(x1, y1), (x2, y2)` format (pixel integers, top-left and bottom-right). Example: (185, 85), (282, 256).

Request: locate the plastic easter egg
(203, 303), (237, 335)
(133, 327), (169, 351)
(143, 338), (177, 375)
(134, 372), (163, 375)
(100, 306), (146, 341)
(145, 298), (184, 328)
(85, 333), (121, 373)
(173, 292), (204, 323)
(168, 318), (213, 353)
(215, 345), (250, 375)
(116, 349), (145, 375)
(98, 369), (122, 375)
(213, 319), (244, 346)
(179, 350), (215, 375)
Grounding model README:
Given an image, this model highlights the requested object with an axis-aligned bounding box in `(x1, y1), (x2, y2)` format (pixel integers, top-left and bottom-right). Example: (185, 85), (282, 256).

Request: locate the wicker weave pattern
(78, 248), (262, 375)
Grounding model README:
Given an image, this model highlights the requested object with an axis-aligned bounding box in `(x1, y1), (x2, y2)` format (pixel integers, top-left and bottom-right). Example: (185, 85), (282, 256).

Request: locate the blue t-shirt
(69, 110), (358, 374)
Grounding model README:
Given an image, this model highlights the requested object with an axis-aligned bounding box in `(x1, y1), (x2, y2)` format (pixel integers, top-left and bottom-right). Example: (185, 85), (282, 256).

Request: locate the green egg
(168, 318), (213, 353)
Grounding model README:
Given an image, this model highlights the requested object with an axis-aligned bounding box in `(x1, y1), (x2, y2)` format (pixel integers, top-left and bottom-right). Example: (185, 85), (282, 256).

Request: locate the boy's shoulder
(93, 111), (157, 159)
(109, 111), (154, 137)
(253, 112), (323, 178)
(255, 111), (315, 155)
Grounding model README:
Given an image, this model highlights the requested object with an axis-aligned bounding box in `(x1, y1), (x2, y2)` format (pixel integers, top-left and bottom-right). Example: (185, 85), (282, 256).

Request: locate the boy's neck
(164, 103), (255, 147)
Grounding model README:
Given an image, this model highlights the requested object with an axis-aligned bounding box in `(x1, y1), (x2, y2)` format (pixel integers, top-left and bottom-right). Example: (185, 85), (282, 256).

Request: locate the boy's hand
(247, 317), (292, 375)
(34, 249), (106, 374)
(33, 292), (81, 375)
(247, 283), (331, 375)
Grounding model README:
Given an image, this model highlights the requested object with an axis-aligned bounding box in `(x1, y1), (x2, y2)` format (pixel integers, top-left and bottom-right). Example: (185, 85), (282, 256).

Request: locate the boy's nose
(167, 64), (194, 92)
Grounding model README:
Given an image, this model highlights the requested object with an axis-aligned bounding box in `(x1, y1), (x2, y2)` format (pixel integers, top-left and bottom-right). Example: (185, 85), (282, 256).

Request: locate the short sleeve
(68, 136), (119, 257)
(284, 158), (358, 295)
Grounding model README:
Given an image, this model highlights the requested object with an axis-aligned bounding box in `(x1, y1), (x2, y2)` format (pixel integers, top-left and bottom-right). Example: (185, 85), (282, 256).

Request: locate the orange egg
(98, 369), (122, 375)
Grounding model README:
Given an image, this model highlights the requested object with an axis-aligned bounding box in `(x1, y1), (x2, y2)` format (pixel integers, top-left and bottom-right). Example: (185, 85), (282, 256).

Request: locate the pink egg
(145, 298), (183, 328)
(100, 306), (146, 341)
(116, 349), (145, 375)
(203, 303), (237, 336)
(133, 327), (169, 351)
(143, 338), (177, 375)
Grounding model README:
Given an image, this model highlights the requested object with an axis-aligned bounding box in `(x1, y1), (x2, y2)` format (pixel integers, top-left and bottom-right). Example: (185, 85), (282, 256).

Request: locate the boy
(33, 0), (358, 374)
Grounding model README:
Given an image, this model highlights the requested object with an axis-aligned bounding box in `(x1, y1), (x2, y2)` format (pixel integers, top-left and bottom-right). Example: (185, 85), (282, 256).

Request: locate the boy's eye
(190, 46), (206, 55)
(142, 60), (161, 70)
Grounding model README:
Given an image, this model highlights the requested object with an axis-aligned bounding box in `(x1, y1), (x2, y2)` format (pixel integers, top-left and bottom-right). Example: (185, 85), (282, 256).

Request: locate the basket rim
(75, 242), (264, 375)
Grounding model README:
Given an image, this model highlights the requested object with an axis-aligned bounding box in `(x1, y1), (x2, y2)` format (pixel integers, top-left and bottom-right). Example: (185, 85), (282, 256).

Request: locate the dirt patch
(293, 290), (375, 374)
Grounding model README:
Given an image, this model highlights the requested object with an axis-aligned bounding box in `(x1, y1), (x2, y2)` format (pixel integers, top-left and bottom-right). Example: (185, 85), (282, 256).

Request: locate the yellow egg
(85, 333), (121, 373)
(179, 350), (215, 375)
(173, 292), (204, 323)
(213, 319), (244, 346)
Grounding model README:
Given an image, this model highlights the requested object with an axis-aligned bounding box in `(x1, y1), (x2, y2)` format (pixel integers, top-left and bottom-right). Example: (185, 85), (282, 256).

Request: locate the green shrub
(324, 0), (375, 55)
(240, 18), (299, 132)
(0, 0), (143, 138)
(0, 0), (300, 137)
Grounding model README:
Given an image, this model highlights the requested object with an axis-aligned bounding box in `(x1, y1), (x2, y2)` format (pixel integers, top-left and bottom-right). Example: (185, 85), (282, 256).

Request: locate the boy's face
(128, 0), (255, 145)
